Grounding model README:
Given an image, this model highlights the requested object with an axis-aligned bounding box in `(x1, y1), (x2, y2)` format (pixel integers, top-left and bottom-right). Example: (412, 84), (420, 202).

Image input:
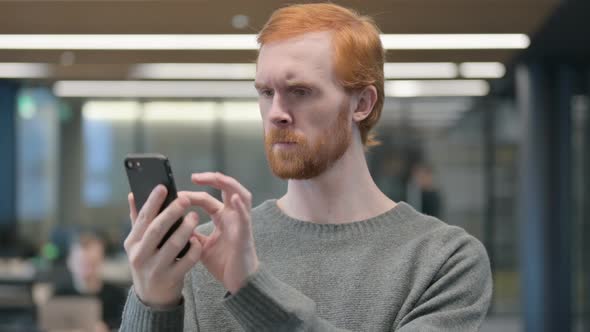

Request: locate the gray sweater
(120, 200), (492, 331)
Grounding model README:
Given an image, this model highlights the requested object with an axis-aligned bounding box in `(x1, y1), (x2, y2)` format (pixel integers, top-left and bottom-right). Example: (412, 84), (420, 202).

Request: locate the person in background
(375, 152), (407, 202)
(407, 163), (442, 218)
(121, 3), (491, 331)
(53, 230), (127, 331)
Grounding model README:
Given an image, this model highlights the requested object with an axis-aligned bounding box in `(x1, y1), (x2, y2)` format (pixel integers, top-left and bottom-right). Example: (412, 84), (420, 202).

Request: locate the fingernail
(155, 185), (165, 194)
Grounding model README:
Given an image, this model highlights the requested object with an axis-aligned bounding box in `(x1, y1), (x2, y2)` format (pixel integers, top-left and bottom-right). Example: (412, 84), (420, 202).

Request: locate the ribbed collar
(253, 199), (420, 240)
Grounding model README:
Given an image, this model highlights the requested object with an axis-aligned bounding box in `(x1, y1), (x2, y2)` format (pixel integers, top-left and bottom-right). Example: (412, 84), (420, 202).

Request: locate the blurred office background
(0, 0), (588, 331)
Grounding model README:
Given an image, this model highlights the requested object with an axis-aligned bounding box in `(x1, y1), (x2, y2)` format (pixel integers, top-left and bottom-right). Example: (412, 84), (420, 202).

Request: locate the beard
(264, 108), (352, 180)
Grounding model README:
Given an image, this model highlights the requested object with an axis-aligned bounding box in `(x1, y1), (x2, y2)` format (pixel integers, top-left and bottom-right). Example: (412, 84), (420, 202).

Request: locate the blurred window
(16, 87), (59, 223)
(82, 101), (140, 208)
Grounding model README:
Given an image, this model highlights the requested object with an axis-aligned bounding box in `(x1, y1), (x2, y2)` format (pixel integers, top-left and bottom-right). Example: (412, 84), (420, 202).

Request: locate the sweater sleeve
(182, 271), (201, 331)
(394, 234), (493, 331)
(119, 286), (185, 332)
(223, 266), (350, 331)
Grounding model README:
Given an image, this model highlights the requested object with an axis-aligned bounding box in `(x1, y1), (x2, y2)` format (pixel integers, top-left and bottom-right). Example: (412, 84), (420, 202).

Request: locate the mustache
(266, 129), (306, 144)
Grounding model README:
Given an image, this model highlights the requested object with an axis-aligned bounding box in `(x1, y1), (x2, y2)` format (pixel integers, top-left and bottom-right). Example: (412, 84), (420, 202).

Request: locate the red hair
(258, 3), (385, 148)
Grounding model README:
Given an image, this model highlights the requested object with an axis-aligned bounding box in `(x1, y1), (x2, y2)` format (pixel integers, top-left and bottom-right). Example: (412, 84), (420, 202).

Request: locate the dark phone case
(124, 153), (189, 258)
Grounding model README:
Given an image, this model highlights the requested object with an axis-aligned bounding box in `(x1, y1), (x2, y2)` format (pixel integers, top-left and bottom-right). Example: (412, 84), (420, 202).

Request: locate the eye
(258, 89), (274, 98)
(291, 87), (309, 97)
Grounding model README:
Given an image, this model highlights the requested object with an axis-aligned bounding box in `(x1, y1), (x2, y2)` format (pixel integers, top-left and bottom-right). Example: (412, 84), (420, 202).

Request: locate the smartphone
(124, 153), (189, 258)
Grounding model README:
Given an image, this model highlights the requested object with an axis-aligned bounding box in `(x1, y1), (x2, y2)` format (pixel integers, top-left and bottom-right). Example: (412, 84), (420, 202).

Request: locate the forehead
(72, 241), (104, 253)
(256, 31), (336, 85)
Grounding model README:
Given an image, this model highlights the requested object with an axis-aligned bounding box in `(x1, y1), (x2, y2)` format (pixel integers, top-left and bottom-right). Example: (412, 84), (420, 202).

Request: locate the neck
(277, 136), (395, 224)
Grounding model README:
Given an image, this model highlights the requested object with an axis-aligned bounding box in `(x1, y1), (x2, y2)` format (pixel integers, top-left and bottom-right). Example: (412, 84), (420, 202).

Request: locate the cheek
(258, 99), (269, 115)
(259, 103), (270, 128)
(305, 100), (344, 133)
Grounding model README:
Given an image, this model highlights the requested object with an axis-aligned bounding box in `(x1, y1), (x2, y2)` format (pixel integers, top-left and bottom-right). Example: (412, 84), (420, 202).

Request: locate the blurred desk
(0, 256), (130, 331)
(0, 259), (38, 331)
(0, 278), (37, 331)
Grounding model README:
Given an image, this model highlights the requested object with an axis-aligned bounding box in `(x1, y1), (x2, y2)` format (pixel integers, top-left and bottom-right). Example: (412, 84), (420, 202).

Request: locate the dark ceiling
(0, 0), (561, 80)
(522, 0), (590, 63)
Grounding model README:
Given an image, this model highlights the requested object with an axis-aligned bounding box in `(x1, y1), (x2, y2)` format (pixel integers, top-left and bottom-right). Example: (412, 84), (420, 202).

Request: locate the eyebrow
(285, 80), (315, 88)
(254, 79), (317, 91)
(254, 82), (267, 90)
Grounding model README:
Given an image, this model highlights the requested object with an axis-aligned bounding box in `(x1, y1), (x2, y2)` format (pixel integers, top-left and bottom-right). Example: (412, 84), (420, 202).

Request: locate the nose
(267, 95), (292, 128)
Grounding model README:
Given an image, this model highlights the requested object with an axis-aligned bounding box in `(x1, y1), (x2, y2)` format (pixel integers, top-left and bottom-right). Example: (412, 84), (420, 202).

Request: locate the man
(54, 231), (127, 331)
(120, 3), (492, 331)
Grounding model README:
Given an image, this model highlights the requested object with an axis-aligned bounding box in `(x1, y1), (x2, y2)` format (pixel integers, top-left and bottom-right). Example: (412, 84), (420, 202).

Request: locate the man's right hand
(124, 185), (203, 309)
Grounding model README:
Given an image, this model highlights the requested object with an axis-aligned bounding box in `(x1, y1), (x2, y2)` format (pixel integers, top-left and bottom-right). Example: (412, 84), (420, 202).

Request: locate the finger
(157, 211), (199, 263)
(138, 196), (190, 254)
(192, 172), (248, 199)
(192, 173), (252, 208)
(232, 194), (253, 234)
(193, 227), (218, 250)
(170, 236), (202, 280)
(178, 191), (224, 216)
(127, 185), (168, 243)
(193, 231), (209, 245)
(128, 193), (138, 224)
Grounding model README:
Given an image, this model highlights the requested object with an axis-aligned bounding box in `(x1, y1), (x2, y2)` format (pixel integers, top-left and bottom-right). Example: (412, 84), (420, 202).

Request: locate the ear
(352, 85), (378, 124)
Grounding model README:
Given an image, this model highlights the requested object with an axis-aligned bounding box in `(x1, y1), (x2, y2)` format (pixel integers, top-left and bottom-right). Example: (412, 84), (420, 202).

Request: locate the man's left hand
(179, 172), (259, 294)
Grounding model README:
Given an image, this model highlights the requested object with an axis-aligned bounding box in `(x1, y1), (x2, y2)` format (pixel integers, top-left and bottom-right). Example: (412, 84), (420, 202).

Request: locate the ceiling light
(143, 102), (217, 122)
(58, 79), (490, 98)
(53, 80), (257, 98)
(82, 101), (141, 121)
(459, 62), (506, 78)
(0, 35), (258, 50)
(130, 63), (256, 80)
(0, 63), (52, 78)
(380, 34), (530, 49)
(231, 15), (250, 30)
(384, 63), (457, 79)
(133, 62), (458, 80)
(220, 102), (261, 122)
(0, 34), (529, 50)
(384, 97), (473, 110)
(385, 80), (489, 97)
(408, 99), (474, 112)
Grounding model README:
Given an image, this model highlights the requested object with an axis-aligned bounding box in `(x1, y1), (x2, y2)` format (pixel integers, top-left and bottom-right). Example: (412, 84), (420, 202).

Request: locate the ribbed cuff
(223, 266), (312, 331)
(120, 287), (184, 332)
